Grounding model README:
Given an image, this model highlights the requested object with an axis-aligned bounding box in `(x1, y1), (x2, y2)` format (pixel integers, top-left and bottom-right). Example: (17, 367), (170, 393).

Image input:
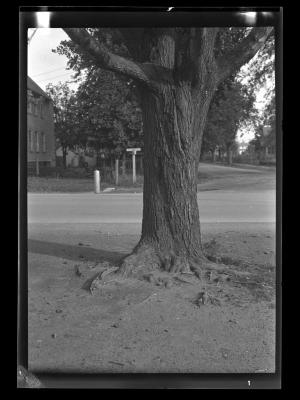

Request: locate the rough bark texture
(118, 30), (219, 276)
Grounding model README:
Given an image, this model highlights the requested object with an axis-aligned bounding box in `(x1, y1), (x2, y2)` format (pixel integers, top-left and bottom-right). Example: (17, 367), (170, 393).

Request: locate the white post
(132, 151), (136, 184)
(126, 148), (141, 185)
(94, 170), (100, 193)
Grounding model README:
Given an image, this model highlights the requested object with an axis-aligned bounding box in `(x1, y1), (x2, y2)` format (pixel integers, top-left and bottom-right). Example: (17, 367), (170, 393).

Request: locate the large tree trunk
(119, 81), (215, 277)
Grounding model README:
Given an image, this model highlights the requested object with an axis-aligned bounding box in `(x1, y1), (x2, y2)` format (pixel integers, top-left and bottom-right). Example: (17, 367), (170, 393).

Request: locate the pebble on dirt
(74, 264), (82, 277)
(196, 291), (209, 306)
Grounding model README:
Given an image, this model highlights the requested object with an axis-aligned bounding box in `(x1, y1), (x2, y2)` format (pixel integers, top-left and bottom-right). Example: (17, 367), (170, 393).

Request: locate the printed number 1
(248, 380), (251, 386)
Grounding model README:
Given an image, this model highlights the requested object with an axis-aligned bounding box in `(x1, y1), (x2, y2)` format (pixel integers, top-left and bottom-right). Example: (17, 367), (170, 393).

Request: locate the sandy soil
(28, 222), (276, 375)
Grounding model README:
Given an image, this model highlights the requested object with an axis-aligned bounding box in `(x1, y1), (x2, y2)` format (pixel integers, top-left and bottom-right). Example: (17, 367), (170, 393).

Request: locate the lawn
(27, 175), (144, 193)
(27, 162), (276, 193)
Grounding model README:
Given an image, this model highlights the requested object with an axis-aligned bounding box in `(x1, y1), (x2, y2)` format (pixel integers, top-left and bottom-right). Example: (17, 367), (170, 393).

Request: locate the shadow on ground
(28, 239), (125, 264)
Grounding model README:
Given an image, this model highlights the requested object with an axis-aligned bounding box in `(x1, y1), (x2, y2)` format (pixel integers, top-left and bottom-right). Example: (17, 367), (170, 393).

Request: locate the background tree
(58, 26), (273, 277)
(46, 82), (87, 168)
(203, 77), (256, 165)
(248, 93), (276, 162)
(54, 35), (143, 172)
(75, 67), (143, 172)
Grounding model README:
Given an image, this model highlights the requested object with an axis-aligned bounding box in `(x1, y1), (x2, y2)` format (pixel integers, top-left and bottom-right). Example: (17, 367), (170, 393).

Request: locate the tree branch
(216, 27), (274, 83)
(63, 28), (173, 86)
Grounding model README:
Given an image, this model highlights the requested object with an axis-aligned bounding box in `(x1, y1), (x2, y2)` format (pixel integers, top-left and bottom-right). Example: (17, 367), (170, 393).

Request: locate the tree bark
(218, 148), (222, 161)
(139, 156), (143, 174)
(121, 153), (126, 176)
(212, 149), (216, 163)
(62, 147), (67, 169)
(226, 145), (233, 165)
(118, 82), (214, 277)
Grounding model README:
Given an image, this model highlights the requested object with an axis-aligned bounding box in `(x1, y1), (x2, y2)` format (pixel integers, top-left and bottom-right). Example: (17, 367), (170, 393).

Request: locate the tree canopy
(54, 27), (274, 160)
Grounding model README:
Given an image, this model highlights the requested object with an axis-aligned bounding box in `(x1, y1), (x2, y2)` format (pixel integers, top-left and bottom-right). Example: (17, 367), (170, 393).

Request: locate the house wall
(27, 95), (56, 167)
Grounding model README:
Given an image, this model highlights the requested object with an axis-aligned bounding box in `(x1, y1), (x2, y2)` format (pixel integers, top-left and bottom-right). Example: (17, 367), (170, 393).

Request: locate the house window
(35, 131), (39, 152)
(27, 101), (33, 114)
(40, 102), (44, 119)
(30, 130), (34, 152)
(38, 101), (42, 118)
(42, 132), (46, 152)
(34, 101), (39, 116)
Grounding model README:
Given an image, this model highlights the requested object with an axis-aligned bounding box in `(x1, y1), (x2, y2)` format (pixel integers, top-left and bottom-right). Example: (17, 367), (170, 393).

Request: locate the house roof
(27, 76), (51, 100)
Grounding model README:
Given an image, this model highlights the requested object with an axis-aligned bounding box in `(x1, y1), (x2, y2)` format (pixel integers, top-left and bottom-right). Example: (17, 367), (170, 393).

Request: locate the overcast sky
(28, 28), (77, 91)
(28, 28), (272, 144)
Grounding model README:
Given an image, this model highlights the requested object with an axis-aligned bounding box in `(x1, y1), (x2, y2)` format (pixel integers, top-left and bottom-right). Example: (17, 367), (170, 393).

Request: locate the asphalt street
(27, 190), (276, 224)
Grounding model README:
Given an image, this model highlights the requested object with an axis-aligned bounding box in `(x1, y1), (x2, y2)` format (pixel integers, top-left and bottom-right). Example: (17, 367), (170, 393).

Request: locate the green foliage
(53, 32), (143, 157)
(53, 28), (274, 159)
(249, 93), (276, 153)
(74, 68), (142, 157)
(237, 32), (275, 91)
(203, 76), (256, 154)
(214, 27), (253, 58)
(46, 82), (87, 153)
(203, 29), (274, 157)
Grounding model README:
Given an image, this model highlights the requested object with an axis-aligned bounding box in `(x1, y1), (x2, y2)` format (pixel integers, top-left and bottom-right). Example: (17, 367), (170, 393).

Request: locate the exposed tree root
(117, 243), (162, 278)
(99, 242), (215, 281)
(84, 241), (231, 294)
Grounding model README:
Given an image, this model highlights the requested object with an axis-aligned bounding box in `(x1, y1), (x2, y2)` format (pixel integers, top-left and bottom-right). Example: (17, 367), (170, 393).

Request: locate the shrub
(57, 167), (90, 179)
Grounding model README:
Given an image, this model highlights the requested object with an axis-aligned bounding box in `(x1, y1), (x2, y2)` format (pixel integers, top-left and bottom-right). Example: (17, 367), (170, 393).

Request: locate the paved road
(28, 190), (276, 224)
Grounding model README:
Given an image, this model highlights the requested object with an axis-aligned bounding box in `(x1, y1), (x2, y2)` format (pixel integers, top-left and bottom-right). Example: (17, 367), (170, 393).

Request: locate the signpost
(126, 148), (141, 184)
(94, 170), (100, 193)
(115, 159), (119, 185)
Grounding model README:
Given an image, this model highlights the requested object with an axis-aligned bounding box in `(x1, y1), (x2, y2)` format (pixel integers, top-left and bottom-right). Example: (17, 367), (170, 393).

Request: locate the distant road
(28, 190), (276, 224)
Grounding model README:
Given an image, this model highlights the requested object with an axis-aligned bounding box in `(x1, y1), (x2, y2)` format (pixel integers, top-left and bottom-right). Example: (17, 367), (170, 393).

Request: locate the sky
(27, 28), (272, 144)
(27, 28), (77, 91)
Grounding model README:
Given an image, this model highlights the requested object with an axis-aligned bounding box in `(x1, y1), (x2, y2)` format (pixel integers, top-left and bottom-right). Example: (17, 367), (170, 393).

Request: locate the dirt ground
(28, 221), (276, 375)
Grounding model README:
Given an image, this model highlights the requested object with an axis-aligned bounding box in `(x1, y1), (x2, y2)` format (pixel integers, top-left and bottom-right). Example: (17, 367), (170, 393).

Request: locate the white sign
(126, 148), (141, 152)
